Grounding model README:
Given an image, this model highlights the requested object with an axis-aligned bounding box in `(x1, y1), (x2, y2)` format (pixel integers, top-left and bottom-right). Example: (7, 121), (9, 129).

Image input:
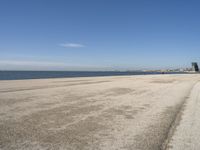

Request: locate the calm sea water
(0, 71), (186, 80)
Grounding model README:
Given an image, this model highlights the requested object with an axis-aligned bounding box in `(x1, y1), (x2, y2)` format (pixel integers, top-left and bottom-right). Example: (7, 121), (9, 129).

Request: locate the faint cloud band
(59, 42), (85, 48)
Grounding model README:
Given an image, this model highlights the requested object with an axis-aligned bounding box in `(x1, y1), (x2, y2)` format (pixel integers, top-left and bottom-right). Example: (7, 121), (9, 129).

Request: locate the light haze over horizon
(1, 0), (200, 71)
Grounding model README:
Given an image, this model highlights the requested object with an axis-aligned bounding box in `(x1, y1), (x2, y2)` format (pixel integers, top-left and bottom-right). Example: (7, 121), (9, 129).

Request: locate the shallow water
(0, 71), (186, 80)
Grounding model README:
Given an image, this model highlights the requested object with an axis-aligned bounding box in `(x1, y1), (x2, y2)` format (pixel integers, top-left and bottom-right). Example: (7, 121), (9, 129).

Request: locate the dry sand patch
(0, 74), (199, 150)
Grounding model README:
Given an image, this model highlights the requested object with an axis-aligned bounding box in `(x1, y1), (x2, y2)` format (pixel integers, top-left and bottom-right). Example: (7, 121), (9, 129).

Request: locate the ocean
(0, 71), (186, 80)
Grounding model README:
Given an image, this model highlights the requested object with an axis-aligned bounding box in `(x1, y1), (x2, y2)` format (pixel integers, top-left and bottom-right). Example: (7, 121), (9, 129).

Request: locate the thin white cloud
(0, 60), (68, 71)
(0, 60), (112, 71)
(0, 60), (66, 66)
(59, 43), (85, 48)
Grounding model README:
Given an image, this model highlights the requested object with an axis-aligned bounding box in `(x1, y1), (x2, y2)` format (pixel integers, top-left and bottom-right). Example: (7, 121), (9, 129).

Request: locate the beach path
(166, 80), (200, 150)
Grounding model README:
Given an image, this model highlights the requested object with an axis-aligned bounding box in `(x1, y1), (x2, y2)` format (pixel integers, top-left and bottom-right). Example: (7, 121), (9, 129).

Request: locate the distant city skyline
(1, 0), (200, 71)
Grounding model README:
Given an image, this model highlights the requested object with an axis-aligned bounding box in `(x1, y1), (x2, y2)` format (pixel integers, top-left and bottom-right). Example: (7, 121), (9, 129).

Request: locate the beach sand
(0, 74), (199, 150)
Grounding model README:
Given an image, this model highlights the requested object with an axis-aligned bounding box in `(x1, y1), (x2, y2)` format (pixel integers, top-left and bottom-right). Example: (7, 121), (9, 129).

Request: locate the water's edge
(0, 71), (188, 80)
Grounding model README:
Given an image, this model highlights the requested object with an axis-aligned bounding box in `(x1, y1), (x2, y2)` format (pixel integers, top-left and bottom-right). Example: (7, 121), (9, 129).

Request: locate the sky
(0, 0), (200, 71)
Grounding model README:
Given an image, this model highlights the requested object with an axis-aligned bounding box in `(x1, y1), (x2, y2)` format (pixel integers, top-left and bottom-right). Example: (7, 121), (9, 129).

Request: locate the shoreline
(0, 70), (190, 81)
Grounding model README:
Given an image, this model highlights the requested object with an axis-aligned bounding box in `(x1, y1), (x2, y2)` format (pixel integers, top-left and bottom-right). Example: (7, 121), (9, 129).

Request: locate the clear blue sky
(0, 0), (200, 70)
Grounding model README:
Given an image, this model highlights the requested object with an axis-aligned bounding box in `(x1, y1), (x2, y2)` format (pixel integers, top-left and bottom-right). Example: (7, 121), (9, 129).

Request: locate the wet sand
(0, 74), (199, 150)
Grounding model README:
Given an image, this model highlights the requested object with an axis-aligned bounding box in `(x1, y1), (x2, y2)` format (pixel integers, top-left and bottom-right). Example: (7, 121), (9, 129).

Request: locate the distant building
(192, 62), (199, 72)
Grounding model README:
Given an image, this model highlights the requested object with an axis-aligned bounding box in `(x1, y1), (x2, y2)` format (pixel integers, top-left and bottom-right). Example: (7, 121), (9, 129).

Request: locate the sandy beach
(0, 74), (200, 150)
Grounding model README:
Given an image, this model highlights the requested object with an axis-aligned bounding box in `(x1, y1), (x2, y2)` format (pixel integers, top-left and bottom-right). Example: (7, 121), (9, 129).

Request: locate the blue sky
(0, 0), (200, 70)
